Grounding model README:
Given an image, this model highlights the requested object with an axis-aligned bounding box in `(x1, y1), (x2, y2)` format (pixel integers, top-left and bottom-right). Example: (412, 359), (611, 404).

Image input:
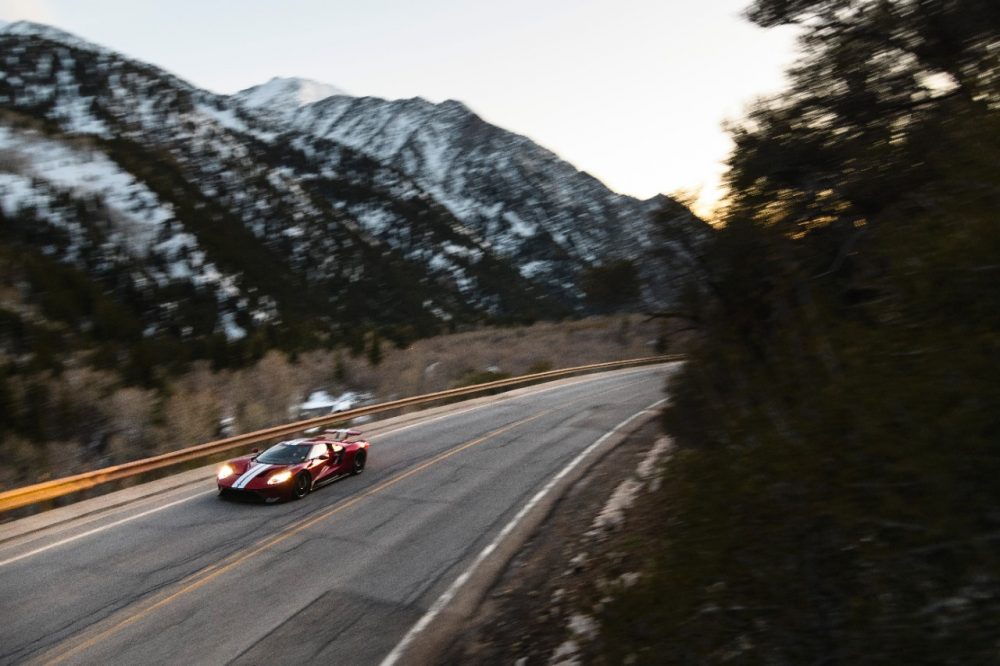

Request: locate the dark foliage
(602, 1), (1000, 663)
(581, 260), (641, 314)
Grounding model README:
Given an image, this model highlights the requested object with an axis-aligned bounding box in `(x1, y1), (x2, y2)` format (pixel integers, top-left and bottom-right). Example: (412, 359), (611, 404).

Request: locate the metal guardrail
(0, 355), (682, 514)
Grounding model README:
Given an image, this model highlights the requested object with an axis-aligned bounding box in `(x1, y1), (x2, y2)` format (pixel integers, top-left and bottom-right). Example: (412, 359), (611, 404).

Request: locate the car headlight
(267, 470), (293, 485)
(217, 464), (235, 480)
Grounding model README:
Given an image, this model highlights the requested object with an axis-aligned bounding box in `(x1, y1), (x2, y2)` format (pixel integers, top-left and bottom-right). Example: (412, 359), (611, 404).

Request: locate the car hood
(225, 457), (304, 477)
(222, 459), (307, 486)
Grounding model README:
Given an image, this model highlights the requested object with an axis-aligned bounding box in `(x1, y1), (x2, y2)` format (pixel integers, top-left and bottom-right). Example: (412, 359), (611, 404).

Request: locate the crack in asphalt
(398, 553), (467, 608)
(1, 588), (153, 664)
(302, 600), (371, 662)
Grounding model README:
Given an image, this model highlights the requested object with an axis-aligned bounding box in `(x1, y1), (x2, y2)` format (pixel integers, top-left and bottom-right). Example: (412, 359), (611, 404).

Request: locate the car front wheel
(292, 472), (311, 499)
(352, 451), (366, 475)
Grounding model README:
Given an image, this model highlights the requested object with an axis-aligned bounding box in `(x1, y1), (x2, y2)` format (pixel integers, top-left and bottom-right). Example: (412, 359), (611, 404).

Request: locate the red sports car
(217, 429), (369, 502)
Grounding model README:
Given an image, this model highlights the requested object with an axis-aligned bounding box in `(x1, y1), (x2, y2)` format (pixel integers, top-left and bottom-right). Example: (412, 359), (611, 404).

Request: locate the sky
(0, 0), (799, 218)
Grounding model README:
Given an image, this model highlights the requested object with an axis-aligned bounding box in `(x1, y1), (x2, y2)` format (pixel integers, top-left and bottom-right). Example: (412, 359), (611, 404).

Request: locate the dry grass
(303, 314), (671, 400)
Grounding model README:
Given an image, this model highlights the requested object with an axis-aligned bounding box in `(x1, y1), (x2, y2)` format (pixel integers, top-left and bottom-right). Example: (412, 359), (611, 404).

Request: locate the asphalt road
(0, 364), (675, 665)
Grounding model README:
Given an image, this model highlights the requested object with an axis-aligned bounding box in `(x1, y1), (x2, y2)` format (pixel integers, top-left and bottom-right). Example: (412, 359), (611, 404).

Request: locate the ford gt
(217, 429), (369, 501)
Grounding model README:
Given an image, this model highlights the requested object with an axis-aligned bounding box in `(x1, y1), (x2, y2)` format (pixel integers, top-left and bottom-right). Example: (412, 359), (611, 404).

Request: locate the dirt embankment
(441, 419), (671, 665)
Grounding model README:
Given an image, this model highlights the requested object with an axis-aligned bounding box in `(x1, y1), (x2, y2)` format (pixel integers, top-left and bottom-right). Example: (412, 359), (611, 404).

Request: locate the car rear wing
(323, 429), (362, 440)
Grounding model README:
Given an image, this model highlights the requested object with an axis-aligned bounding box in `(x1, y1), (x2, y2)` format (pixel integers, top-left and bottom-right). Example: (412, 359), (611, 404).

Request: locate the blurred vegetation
(602, 0), (1000, 662)
(581, 259), (641, 314)
(452, 368), (512, 389)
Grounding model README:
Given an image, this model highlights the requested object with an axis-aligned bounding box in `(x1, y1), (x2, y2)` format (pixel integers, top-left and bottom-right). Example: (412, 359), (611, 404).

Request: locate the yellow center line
(40, 408), (558, 666)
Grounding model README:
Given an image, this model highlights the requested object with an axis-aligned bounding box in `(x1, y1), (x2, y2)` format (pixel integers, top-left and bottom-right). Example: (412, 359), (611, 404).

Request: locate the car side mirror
(318, 453), (330, 461)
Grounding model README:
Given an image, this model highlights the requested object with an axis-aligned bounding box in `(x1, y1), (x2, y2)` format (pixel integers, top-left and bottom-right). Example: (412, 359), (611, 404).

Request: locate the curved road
(0, 364), (675, 665)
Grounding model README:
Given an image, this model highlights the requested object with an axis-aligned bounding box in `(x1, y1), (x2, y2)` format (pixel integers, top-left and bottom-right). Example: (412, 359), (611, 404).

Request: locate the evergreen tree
(367, 331), (383, 367)
(580, 260), (641, 314)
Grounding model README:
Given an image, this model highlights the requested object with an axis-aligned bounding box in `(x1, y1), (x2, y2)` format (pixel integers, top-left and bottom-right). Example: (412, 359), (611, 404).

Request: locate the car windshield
(257, 443), (310, 465)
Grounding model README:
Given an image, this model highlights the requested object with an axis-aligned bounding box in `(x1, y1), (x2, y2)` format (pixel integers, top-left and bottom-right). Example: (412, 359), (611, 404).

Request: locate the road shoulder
(430, 418), (668, 664)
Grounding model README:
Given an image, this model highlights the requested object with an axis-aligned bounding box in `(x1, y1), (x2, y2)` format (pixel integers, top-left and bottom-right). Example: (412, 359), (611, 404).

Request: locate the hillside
(0, 20), (704, 377)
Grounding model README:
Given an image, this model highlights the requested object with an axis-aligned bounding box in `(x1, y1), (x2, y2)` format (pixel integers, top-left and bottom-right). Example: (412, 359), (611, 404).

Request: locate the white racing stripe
(378, 398), (669, 666)
(232, 463), (272, 489)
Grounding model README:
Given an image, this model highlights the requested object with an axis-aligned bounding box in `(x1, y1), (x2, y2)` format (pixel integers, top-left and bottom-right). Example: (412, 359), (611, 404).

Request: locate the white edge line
(378, 397), (669, 666)
(0, 490), (216, 568)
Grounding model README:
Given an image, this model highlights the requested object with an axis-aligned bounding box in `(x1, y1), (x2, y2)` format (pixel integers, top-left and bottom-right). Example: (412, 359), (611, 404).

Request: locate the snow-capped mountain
(234, 87), (675, 291)
(0, 20), (702, 370)
(235, 77), (347, 123)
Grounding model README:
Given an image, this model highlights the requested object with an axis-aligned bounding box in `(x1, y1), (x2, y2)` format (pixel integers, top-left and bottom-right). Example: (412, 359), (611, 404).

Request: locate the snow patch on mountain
(0, 124), (172, 254)
(0, 20), (121, 60)
(195, 101), (250, 135)
(235, 77), (347, 122)
(0, 122), (255, 320)
(519, 260), (552, 279)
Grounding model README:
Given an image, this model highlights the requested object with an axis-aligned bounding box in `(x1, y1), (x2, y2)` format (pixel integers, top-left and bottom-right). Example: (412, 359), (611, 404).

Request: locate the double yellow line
(37, 409), (555, 665)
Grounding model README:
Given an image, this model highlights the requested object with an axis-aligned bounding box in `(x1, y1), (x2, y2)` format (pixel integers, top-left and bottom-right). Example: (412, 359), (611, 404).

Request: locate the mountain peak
(233, 77), (348, 120)
(0, 20), (107, 54)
